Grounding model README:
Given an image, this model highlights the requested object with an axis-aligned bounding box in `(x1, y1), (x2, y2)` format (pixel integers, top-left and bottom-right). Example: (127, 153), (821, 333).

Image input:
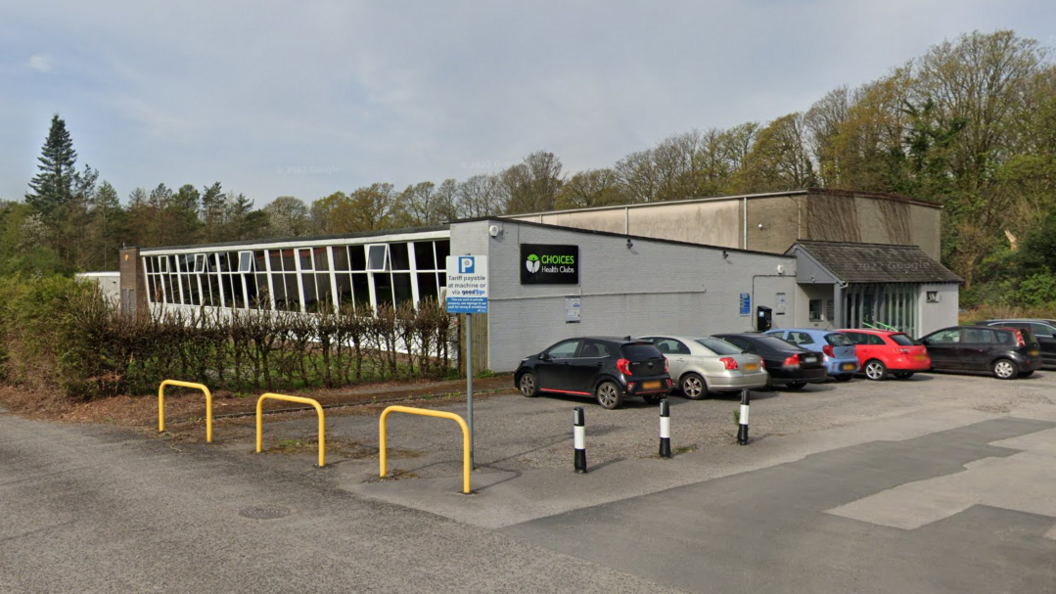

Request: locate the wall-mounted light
(722, 250), (729, 259)
(626, 237), (633, 249)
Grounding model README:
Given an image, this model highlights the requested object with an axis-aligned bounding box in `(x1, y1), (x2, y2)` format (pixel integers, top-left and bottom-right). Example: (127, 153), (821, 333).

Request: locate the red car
(837, 329), (931, 380)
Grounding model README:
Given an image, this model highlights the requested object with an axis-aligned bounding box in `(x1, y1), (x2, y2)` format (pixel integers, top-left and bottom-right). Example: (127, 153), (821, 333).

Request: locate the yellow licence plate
(841, 363), (857, 371)
(1030, 350), (1040, 356)
(743, 363), (759, 371)
(643, 381), (661, 389)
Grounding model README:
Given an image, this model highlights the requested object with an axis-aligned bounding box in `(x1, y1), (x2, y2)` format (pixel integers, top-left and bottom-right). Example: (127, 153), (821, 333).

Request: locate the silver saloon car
(641, 335), (770, 399)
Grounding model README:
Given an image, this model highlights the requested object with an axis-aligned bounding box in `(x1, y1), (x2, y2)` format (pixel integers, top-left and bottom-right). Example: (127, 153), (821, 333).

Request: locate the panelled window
(142, 238), (451, 313)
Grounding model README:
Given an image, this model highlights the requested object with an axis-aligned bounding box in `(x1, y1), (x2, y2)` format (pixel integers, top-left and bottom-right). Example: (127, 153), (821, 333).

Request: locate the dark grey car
(977, 319), (1056, 369)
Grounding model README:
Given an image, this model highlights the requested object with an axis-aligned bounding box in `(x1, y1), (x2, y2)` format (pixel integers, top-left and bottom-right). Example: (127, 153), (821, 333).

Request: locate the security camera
(757, 223), (765, 230)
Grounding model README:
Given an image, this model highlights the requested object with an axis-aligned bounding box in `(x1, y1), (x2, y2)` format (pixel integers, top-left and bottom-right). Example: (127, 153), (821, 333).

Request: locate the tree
(26, 115), (79, 222)
(263, 196), (311, 237)
(456, 175), (504, 218)
(393, 182), (444, 227)
(310, 192), (349, 235)
(200, 182), (226, 242)
(556, 169), (623, 209)
(346, 183), (395, 231)
(733, 113), (816, 192)
(804, 87), (850, 186)
(83, 181), (128, 270)
(500, 151), (563, 214)
(614, 149), (661, 203)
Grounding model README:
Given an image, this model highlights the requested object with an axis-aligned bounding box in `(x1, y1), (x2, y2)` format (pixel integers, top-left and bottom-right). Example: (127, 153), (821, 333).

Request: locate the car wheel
(863, 359), (888, 381)
(834, 374), (853, 382)
(784, 381), (806, 391)
(680, 373), (708, 400)
(595, 381), (624, 409)
(518, 372), (539, 397)
(894, 372), (915, 379)
(992, 358), (1018, 380)
(1019, 370), (1034, 378)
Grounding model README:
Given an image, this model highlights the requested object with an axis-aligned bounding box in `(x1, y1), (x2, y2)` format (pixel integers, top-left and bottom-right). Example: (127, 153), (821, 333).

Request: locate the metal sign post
(445, 255), (488, 471)
(466, 312), (472, 468)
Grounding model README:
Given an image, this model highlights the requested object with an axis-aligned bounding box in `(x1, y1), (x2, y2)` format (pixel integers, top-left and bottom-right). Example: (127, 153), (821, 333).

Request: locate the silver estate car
(641, 335), (770, 399)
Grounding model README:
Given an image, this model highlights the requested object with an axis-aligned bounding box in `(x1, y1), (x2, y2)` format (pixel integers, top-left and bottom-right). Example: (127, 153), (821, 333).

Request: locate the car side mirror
(539, 352), (550, 361)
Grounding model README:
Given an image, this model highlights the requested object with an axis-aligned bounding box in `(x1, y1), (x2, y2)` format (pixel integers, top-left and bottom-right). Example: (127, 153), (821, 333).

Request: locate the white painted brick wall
(452, 220), (799, 372)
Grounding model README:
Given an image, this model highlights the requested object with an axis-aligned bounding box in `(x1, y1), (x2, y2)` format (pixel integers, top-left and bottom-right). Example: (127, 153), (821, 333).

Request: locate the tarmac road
(2, 371), (1056, 593)
(0, 408), (681, 594)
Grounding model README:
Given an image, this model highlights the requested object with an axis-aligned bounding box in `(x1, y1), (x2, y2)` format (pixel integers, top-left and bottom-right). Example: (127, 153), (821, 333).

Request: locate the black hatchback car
(712, 333), (827, 389)
(976, 319), (1056, 369)
(918, 325), (1043, 379)
(514, 336), (672, 409)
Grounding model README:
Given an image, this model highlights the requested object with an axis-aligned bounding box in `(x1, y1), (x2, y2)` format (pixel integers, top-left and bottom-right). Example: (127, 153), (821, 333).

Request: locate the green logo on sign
(525, 253), (541, 273)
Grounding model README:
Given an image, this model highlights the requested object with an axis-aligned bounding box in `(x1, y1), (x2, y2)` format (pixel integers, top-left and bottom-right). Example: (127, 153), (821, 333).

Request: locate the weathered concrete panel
(910, 205), (942, 260)
(805, 194), (862, 243)
(628, 201), (742, 248)
(747, 195), (801, 253)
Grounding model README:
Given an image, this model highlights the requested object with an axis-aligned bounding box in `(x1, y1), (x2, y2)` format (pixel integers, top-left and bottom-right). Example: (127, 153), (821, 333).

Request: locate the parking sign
(446, 255), (488, 313)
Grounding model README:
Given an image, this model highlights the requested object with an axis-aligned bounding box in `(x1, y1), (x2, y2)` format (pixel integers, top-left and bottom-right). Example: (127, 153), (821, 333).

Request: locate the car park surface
(640, 335), (769, 399)
(919, 325), (1043, 379)
(712, 332), (827, 389)
(514, 336), (672, 409)
(4, 370), (1056, 593)
(978, 319), (1056, 369)
(765, 328), (860, 381)
(839, 328), (932, 380)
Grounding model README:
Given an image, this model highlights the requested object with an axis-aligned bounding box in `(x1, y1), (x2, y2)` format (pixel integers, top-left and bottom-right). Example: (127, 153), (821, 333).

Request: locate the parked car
(837, 329), (932, 380)
(514, 336), (673, 409)
(639, 335), (769, 399)
(764, 328), (859, 381)
(917, 325), (1043, 379)
(711, 333), (827, 390)
(976, 319), (1056, 369)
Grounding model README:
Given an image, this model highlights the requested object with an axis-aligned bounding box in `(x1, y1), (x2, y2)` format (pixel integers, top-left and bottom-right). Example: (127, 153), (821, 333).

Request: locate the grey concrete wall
(452, 220), (798, 372)
(509, 191), (942, 259)
(909, 205), (941, 260)
(747, 195), (802, 253)
(793, 283), (838, 331)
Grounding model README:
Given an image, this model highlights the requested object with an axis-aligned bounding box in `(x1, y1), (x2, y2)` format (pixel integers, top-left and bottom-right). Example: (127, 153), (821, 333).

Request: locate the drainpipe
(625, 206), (629, 236)
(742, 197), (748, 250)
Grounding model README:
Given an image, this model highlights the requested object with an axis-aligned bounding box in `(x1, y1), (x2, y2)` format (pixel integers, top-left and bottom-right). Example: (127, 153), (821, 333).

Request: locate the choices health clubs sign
(521, 244), (579, 285)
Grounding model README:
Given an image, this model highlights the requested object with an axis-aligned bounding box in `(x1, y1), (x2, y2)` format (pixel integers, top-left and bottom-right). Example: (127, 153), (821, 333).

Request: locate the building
(507, 188), (943, 259)
(117, 190), (961, 373)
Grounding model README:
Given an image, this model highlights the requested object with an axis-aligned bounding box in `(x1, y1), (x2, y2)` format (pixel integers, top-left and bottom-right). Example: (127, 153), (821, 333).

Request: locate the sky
(2, 1), (1055, 208)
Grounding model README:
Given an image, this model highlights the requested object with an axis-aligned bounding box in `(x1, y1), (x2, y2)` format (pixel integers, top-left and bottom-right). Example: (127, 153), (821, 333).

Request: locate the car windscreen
(621, 343), (663, 360)
(824, 333), (853, 347)
(889, 334), (916, 346)
(750, 335), (802, 351)
(695, 337), (743, 355)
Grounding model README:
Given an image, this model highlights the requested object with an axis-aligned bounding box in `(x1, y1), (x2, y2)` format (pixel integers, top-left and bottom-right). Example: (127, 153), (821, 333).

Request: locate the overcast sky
(2, 1), (1054, 207)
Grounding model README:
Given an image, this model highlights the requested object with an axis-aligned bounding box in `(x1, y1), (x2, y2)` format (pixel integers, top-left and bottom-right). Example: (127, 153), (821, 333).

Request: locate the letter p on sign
(459, 257), (475, 273)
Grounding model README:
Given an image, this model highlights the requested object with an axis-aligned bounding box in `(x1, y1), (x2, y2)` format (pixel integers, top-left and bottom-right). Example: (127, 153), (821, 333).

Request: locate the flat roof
(503, 188), (941, 219)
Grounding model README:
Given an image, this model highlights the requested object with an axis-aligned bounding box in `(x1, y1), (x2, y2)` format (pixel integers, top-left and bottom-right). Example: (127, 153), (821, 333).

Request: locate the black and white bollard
(573, 407), (587, 473)
(737, 389), (750, 445)
(659, 399), (672, 458)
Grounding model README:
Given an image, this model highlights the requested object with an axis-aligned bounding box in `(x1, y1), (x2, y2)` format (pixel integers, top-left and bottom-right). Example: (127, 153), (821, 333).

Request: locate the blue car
(765, 328), (859, 381)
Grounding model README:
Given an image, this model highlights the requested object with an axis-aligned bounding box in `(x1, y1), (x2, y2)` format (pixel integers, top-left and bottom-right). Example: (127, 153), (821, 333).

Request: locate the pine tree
(26, 114), (79, 221)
